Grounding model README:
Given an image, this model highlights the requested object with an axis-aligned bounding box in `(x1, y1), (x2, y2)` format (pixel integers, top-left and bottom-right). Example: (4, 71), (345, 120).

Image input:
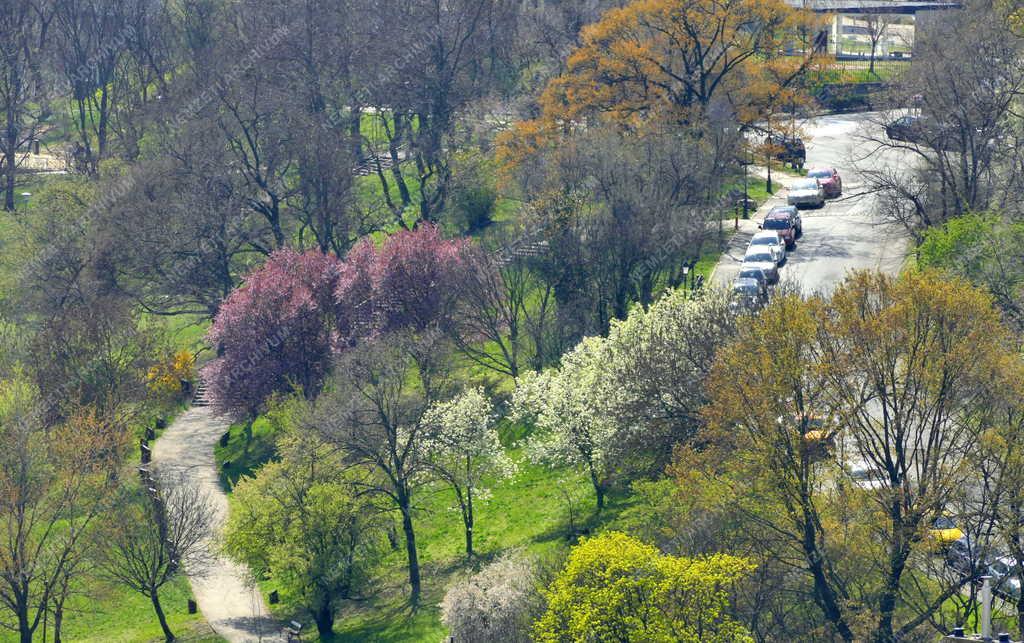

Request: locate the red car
(807, 167), (842, 198)
(760, 211), (798, 250)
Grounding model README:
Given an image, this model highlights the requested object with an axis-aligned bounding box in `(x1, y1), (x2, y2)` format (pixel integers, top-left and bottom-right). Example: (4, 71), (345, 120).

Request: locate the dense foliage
(533, 531), (754, 643)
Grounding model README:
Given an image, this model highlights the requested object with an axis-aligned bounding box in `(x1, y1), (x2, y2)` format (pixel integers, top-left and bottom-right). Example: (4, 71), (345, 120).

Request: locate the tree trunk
(17, 603), (31, 643)
(54, 598), (65, 643)
(150, 589), (175, 642)
(3, 146), (13, 211)
(872, 508), (909, 643)
(1017, 587), (1024, 642)
(587, 462), (605, 511)
(313, 602), (334, 637)
(398, 495), (421, 605)
(4, 105), (15, 211)
(388, 113), (411, 208)
(464, 487), (474, 558)
(800, 501), (854, 642)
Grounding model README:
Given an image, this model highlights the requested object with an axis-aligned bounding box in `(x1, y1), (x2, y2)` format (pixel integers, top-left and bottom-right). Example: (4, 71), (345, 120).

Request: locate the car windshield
(745, 251), (774, 263)
(808, 169), (831, 178)
(762, 217), (791, 230)
(751, 236), (778, 246)
(991, 560), (1011, 576)
(793, 179), (819, 190)
(933, 517), (956, 530)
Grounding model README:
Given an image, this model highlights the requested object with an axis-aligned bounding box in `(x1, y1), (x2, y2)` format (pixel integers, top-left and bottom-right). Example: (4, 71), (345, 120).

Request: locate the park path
(153, 406), (284, 643)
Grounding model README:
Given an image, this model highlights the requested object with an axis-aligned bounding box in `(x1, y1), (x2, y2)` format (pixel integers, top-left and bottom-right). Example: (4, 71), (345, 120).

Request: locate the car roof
(733, 277), (759, 287)
(768, 205), (797, 214)
(808, 167), (834, 174)
(751, 230), (782, 239)
(764, 212), (793, 221)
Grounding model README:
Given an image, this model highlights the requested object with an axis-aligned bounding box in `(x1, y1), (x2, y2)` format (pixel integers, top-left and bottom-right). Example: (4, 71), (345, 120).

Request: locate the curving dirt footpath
(153, 406), (284, 642)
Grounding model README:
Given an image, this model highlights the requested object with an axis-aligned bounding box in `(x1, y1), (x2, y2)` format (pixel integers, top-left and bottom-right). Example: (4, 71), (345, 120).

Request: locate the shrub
(440, 550), (540, 643)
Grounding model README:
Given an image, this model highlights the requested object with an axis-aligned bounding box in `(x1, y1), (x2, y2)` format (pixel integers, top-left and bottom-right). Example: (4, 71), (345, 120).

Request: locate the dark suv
(760, 205), (802, 250)
(766, 133), (806, 169)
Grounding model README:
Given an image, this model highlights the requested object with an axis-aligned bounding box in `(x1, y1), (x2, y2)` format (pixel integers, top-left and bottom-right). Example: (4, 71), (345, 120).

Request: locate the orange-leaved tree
(498, 0), (828, 166)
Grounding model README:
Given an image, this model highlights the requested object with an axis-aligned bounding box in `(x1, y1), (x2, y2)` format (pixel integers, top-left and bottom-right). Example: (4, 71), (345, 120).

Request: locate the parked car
(980, 555), (1024, 600)
(770, 204), (798, 234)
(787, 177), (826, 209)
(985, 555), (1018, 580)
(742, 247), (780, 284)
(998, 574), (1022, 601)
(765, 132), (806, 169)
(807, 167), (842, 198)
(729, 278), (767, 313)
(846, 461), (886, 490)
(737, 265), (770, 297)
(885, 114), (924, 143)
(885, 114), (963, 151)
(928, 516), (964, 548)
(760, 212), (799, 250)
(947, 536), (980, 575)
(748, 230), (787, 265)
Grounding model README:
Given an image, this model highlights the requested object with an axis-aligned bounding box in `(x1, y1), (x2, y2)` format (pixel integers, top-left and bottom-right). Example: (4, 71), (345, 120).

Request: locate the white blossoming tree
(512, 337), (620, 510)
(440, 549), (540, 643)
(421, 387), (516, 558)
(512, 288), (736, 511)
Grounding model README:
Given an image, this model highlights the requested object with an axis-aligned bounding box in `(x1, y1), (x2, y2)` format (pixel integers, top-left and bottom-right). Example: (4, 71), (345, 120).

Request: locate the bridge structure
(787, 0), (962, 61)
(787, 1), (960, 14)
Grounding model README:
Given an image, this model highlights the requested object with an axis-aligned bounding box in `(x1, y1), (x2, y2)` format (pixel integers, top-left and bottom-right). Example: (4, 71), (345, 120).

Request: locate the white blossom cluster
(511, 287), (735, 481)
(439, 550), (538, 643)
(421, 387), (517, 494)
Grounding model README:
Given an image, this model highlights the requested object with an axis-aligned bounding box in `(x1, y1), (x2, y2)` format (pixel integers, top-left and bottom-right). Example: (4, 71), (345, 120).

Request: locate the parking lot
(713, 112), (911, 295)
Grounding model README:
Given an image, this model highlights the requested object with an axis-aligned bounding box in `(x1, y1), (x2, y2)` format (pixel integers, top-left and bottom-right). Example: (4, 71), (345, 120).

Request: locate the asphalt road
(713, 112), (911, 294)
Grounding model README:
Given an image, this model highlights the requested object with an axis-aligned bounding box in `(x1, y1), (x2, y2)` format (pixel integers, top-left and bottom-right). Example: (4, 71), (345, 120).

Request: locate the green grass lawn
(812, 61), (909, 84)
(214, 411), (637, 642)
(214, 415), (280, 491)
(0, 576), (221, 643)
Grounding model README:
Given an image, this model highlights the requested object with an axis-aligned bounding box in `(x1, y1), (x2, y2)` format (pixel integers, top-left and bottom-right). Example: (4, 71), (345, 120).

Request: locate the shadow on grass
(529, 489), (638, 547)
(213, 417), (280, 491)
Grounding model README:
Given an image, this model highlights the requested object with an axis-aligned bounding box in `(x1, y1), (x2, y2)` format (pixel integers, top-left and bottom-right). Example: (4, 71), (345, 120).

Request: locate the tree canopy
(534, 531), (754, 643)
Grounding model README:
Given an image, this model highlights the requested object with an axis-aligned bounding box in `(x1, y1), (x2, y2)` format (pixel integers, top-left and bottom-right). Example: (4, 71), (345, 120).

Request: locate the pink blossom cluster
(202, 225), (468, 417)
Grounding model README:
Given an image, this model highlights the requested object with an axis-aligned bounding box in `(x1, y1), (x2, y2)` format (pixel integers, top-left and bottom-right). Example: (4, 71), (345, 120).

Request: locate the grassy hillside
(214, 415), (637, 641)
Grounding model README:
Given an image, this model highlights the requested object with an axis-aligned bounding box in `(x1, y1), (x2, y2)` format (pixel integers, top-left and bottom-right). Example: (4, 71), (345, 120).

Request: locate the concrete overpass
(786, 0), (961, 59)
(787, 1), (960, 14)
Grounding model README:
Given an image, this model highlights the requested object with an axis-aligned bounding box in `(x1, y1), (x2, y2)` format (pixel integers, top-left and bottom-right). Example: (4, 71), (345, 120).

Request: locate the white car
(742, 247), (780, 284)
(846, 461), (887, 490)
(787, 177), (826, 208)
(748, 230), (786, 265)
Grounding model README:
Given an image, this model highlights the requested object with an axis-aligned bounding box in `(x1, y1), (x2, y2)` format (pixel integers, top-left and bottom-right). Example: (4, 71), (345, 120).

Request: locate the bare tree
(0, 396), (126, 643)
(862, 13), (891, 75)
(93, 477), (215, 643)
(311, 332), (453, 605)
(858, 1), (1024, 238)
(447, 243), (541, 378)
(0, 0), (54, 210)
(53, 0), (132, 173)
